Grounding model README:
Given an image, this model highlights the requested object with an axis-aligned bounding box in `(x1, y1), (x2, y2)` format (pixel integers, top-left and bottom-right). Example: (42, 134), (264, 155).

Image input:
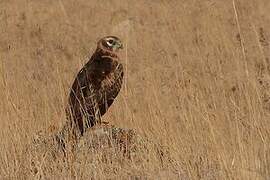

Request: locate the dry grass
(1, 0), (270, 179)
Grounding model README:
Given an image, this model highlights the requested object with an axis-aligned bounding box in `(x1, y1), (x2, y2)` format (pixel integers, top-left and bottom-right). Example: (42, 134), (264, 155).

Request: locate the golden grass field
(1, 0), (270, 179)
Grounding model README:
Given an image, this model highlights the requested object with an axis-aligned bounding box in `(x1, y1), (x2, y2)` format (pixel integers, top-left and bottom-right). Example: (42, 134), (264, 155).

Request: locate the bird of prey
(66, 36), (124, 136)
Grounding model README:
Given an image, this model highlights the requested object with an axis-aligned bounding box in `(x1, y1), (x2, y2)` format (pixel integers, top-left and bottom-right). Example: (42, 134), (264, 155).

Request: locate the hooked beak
(117, 41), (124, 49)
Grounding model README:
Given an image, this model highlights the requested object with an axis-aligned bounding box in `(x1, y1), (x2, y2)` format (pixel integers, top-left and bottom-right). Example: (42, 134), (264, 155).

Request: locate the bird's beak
(117, 41), (123, 49)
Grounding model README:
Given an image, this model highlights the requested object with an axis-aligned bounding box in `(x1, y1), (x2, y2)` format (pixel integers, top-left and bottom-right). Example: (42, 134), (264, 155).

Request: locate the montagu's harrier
(66, 36), (124, 136)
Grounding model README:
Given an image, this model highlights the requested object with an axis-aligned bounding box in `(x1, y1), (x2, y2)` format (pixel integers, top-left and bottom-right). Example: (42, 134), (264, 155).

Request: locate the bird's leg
(101, 121), (109, 125)
(95, 109), (102, 125)
(93, 108), (110, 126)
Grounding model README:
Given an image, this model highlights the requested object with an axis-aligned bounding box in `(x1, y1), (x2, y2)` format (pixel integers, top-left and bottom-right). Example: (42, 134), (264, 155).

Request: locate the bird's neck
(95, 46), (119, 59)
(88, 51), (119, 85)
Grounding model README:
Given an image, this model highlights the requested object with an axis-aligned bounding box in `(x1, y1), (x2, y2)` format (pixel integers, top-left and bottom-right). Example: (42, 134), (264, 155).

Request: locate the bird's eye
(107, 39), (114, 46)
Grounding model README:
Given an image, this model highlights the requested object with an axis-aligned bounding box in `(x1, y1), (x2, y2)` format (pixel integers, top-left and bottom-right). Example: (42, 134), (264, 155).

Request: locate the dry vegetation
(0, 0), (270, 179)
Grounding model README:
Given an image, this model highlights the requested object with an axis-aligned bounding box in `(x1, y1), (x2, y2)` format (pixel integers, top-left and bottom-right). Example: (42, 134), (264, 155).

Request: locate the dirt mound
(24, 125), (183, 179)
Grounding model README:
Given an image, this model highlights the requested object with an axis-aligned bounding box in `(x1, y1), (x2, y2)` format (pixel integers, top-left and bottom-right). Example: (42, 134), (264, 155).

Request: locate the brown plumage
(66, 36), (124, 136)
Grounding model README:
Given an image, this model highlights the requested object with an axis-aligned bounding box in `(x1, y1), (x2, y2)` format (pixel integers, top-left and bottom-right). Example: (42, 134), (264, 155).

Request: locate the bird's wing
(68, 65), (95, 108)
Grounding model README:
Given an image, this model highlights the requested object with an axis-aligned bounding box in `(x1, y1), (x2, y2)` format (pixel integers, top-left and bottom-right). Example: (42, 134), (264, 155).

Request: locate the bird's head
(97, 36), (123, 58)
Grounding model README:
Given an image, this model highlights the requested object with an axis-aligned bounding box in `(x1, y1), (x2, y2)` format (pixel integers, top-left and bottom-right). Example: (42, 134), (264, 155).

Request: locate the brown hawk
(66, 36), (124, 136)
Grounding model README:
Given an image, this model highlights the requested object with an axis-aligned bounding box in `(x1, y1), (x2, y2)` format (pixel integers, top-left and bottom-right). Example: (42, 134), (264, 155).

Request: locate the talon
(101, 121), (109, 125)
